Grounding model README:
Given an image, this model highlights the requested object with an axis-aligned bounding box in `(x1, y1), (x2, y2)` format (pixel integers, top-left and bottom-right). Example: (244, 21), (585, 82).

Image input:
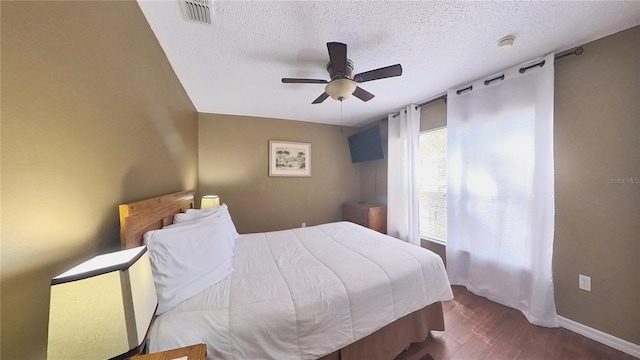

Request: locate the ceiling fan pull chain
(340, 99), (343, 133)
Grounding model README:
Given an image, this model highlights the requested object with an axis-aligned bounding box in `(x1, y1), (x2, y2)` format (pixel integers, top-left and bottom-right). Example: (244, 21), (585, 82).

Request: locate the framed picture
(269, 140), (311, 177)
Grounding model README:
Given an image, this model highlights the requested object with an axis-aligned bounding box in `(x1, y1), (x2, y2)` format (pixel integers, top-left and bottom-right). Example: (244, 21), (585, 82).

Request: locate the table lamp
(47, 246), (157, 359)
(200, 194), (220, 209)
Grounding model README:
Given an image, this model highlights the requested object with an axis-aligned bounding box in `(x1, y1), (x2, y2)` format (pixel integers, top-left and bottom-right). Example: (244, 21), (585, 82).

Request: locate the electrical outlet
(301, 223), (306, 228)
(579, 275), (591, 292)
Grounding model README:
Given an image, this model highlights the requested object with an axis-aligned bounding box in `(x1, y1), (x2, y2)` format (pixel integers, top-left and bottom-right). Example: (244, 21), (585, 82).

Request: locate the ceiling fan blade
(312, 92), (329, 104)
(353, 87), (375, 102)
(282, 78), (328, 84)
(353, 64), (403, 83)
(327, 42), (348, 74)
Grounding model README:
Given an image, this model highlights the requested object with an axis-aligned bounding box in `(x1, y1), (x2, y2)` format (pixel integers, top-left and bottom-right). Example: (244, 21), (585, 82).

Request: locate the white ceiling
(137, 1), (639, 127)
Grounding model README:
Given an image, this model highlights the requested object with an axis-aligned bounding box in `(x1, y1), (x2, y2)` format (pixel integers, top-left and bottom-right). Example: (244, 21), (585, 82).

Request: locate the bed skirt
(318, 302), (444, 360)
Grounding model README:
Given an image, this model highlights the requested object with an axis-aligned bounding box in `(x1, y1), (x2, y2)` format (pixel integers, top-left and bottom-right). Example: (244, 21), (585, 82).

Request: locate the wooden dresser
(343, 202), (387, 234)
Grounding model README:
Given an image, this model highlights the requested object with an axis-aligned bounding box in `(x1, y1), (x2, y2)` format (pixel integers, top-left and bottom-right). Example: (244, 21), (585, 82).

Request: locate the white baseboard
(558, 316), (640, 358)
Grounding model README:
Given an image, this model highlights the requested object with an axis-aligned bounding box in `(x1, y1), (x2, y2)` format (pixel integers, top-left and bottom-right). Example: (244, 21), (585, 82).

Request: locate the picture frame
(269, 140), (311, 177)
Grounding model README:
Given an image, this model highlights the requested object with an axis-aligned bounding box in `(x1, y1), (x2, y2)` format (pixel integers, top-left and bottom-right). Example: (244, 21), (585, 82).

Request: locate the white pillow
(174, 203), (240, 239)
(144, 220), (234, 314)
(168, 208), (236, 251)
(185, 204), (220, 214)
(173, 204), (223, 224)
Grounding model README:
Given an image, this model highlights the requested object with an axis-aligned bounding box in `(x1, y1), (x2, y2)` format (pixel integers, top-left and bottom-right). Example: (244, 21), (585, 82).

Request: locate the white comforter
(148, 221), (453, 360)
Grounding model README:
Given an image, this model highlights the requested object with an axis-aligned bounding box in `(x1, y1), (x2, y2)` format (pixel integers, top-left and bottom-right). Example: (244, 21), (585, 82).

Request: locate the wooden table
(132, 343), (206, 360)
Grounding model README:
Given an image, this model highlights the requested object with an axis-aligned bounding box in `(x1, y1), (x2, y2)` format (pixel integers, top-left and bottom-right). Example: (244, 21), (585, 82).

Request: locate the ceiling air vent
(184, 0), (212, 24)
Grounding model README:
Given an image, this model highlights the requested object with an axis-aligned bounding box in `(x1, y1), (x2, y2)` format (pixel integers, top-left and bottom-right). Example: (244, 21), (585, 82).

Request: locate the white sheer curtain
(387, 105), (421, 246)
(446, 54), (558, 327)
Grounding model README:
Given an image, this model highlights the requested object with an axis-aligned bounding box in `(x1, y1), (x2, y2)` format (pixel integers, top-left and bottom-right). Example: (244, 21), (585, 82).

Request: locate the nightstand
(343, 202), (387, 234)
(132, 343), (206, 360)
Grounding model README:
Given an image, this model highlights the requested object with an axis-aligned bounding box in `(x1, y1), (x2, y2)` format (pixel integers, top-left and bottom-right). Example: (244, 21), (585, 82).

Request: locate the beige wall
(554, 26), (639, 344)
(1, 2), (198, 359)
(418, 26), (640, 344)
(198, 113), (360, 233)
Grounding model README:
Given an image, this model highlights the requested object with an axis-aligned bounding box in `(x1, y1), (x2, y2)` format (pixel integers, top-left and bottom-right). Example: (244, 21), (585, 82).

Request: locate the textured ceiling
(137, 1), (639, 127)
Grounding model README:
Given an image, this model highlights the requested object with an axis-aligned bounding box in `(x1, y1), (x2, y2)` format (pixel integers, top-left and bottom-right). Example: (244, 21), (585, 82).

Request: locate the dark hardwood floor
(396, 286), (637, 360)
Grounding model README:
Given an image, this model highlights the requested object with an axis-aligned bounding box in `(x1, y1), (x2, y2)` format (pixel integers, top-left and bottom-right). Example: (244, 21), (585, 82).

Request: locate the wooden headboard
(118, 190), (195, 248)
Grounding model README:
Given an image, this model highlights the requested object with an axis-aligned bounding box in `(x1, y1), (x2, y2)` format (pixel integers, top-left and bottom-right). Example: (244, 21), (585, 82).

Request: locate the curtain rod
(400, 46), (585, 113)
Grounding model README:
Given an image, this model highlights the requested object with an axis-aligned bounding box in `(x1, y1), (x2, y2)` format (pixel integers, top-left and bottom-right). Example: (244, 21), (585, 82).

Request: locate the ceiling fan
(281, 42), (402, 104)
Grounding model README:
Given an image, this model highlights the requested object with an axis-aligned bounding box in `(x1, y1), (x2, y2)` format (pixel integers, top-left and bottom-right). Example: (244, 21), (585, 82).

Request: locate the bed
(119, 190), (453, 360)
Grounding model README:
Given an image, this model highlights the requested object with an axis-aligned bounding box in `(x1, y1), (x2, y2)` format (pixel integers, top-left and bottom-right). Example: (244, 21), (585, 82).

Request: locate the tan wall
(553, 26), (639, 344)
(1, 2), (199, 359)
(418, 26), (640, 344)
(198, 113), (360, 233)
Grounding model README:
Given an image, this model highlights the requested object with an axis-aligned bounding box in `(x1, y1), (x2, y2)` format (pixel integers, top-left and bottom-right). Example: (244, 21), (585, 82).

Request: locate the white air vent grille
(184, 0), (212, 24)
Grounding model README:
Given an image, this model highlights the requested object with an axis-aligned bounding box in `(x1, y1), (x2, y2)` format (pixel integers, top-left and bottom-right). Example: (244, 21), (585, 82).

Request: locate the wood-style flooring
(396, 286), (637, 360)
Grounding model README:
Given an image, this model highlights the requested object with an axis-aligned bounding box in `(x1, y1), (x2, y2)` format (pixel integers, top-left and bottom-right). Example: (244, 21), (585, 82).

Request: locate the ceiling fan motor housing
(327, 59), (354, 80)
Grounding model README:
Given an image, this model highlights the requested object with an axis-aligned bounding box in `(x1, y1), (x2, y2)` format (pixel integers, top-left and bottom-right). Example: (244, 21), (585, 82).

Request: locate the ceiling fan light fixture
(325, 79), (356, 101)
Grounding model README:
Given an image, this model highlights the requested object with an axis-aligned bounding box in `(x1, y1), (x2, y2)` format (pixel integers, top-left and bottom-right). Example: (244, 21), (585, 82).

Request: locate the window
(418, 127), (447, 243)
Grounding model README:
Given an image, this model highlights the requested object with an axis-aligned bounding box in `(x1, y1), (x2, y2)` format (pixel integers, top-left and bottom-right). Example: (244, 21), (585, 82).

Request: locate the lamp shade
(201, 195), (220, 209)
(47, 246), (157, 360)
